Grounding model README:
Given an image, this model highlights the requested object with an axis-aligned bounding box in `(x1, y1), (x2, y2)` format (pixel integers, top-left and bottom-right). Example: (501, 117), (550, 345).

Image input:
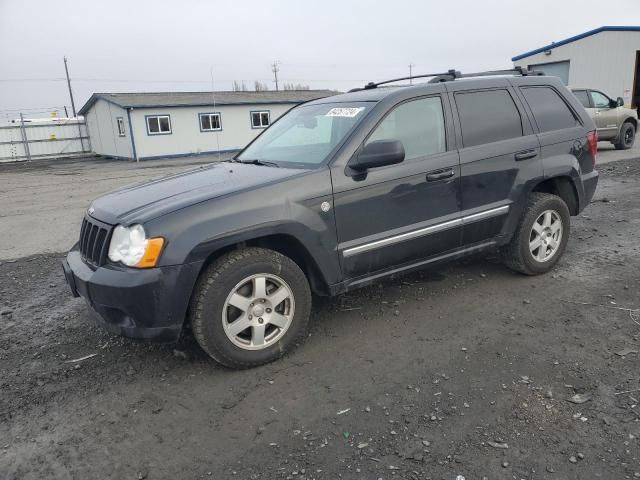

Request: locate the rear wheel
(614, 121), (635, 150)
(189, 247), (312, 368)
(502, 193), (570, 275)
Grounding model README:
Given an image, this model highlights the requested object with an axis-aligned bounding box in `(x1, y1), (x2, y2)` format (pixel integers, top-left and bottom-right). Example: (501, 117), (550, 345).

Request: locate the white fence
(0, 120), (91, 163)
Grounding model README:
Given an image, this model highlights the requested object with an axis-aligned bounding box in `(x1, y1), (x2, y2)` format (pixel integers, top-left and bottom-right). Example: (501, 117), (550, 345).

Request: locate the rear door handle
(426, 168), (455, 182)
(514, 150), (538, 161)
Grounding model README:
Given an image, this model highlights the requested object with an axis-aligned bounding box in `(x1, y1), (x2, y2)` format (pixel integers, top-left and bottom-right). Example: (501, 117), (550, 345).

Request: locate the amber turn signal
(135, 238), (165, 268)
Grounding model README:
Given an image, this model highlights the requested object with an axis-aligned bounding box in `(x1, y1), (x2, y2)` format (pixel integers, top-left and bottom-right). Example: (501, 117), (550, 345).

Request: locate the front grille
(79, 216), (112, 267)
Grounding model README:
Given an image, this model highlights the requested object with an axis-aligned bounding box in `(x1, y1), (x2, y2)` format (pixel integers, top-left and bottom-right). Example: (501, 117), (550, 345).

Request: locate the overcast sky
(1, 0), (638, 118)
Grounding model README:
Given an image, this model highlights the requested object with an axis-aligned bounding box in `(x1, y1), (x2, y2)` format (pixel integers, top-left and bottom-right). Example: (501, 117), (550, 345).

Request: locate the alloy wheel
(222, 273), (295, 350)
(529, 210), (563, 262)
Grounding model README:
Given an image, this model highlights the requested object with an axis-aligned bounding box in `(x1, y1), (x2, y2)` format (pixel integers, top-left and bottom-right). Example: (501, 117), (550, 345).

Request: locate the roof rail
(355, 67), (544, 91)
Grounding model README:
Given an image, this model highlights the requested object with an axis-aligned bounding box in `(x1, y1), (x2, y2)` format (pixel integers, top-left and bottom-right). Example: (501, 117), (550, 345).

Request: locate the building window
(251, 111), (270, 128)
(116, 117), (126, 136)
(146, 115), (172, 135)
(199, 113), (222, 132)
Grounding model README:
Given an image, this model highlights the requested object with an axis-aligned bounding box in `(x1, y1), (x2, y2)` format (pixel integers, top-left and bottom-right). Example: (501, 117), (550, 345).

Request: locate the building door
(528, 61), (570, 85)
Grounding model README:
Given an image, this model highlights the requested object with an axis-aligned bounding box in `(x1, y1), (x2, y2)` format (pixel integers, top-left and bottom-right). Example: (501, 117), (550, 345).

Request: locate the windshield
(237, 102), (372, 167)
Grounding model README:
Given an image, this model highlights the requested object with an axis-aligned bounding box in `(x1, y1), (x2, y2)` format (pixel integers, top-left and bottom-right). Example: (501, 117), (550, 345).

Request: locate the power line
(0, 106), (67, 112)
(0, 78), (67, 82)
(0, 76), (376, 83)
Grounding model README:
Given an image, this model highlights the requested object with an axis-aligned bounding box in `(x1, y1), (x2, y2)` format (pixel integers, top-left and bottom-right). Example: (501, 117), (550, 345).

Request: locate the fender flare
(184, 221), (337, 295)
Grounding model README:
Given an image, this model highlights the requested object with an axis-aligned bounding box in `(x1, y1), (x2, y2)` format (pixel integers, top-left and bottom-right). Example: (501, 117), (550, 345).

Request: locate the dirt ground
(1, 157), (640, 480)
(0, 153), (231, 261)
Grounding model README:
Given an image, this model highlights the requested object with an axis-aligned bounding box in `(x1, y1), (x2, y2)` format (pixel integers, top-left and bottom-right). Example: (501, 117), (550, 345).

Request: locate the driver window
(590, 91), (610, 109)
(367, 97), (446, 160)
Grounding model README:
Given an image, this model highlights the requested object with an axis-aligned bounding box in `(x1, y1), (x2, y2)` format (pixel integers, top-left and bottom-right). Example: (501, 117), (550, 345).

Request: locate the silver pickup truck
(571, 88), (637, 150)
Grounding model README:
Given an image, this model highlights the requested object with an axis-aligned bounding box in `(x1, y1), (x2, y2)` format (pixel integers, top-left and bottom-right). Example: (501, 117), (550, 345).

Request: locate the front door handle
(426, 168), (455, 182)
(514, 150), (538, 161)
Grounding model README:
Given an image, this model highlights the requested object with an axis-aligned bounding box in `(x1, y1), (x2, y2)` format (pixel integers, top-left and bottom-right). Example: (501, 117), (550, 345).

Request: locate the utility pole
(408, 63), (414, 84)
(271, 61), (280, 91)
(19, 113), (32, 162)
(63, 56), (77, 117)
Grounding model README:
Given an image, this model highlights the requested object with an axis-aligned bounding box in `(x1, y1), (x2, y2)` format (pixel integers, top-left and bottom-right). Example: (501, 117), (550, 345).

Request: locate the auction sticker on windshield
(325, 107), (365, 118)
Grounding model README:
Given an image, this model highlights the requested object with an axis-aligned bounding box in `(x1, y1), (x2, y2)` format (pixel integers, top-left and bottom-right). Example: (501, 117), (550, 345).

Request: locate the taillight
(586, 130), (598, 167)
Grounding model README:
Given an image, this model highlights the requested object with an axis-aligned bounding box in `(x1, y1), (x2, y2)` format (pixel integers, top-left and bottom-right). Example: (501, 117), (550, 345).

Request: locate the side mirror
(351, 140), (405, 171)
(617, 97), (624, 107)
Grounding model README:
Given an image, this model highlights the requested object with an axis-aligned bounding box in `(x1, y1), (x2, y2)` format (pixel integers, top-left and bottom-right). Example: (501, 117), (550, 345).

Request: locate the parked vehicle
(571, 88), (637, 149)
(63, 68), (599, 368)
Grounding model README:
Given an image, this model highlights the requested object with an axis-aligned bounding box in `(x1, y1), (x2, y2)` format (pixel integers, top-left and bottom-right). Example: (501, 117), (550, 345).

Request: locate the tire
(189, 247), (312, 369)
(502, 193), (570, 275)
(614, 122), (635, 150)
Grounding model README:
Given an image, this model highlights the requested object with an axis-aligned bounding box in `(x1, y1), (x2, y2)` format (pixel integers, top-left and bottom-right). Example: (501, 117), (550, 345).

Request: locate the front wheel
(614, 122), (635, 150)
(189, 247), (312, 368)
(502, 193), (570, 275)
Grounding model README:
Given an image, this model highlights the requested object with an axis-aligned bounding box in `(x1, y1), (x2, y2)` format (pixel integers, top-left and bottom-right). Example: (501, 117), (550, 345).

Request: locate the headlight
(108, 224), (165, 268)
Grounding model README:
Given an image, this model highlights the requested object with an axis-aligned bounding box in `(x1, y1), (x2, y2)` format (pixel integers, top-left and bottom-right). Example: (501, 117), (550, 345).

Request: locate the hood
(89, 162), (306, 225)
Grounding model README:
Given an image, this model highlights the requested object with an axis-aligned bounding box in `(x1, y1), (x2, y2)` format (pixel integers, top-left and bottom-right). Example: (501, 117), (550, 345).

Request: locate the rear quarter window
(454, 89), (523, 148)
(520, 86), (581, 133)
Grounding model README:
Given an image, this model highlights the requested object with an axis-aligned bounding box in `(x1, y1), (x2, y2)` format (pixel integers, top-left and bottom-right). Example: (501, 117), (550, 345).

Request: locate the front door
(331, 95), (462, 281)
(590, 90), (618, 139)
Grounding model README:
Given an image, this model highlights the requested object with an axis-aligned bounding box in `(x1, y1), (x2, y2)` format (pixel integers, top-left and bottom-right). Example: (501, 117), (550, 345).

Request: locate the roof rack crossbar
(359, 69), (462, 90)
(460, 67), (545, 78)
(356, 67), (544, 91)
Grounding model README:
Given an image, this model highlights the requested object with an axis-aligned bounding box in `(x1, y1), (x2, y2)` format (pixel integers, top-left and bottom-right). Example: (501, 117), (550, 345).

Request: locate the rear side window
(572, 90), (590, 108)
(367, 96), (446, 160)
(454, 89), (523, 147)
(520, 87), (580, 132)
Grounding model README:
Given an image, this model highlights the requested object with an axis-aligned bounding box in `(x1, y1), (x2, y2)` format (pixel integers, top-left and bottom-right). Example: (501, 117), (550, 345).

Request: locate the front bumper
(63, 249), (202, 342)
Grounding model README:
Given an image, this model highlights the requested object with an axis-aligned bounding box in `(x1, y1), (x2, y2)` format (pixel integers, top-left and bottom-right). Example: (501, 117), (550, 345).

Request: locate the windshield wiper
(232, 158), (280, 167)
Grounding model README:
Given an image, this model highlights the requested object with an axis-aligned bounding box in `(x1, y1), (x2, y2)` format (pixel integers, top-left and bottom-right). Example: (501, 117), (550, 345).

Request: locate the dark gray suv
(63, 68), (599, 368)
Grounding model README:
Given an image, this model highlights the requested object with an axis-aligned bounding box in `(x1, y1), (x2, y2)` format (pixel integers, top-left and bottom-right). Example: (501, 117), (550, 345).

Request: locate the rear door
(446, 82), (541, 246)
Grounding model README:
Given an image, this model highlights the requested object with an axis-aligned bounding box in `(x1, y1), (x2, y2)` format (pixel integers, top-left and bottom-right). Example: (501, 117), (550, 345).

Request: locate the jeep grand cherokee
(63, 68), (599, 368)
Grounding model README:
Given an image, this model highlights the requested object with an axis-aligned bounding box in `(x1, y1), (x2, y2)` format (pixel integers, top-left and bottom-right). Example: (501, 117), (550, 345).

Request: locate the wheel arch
(531, 175), (580, 215)
(623, 117), (637, 130)
(191, 231), (333, 297)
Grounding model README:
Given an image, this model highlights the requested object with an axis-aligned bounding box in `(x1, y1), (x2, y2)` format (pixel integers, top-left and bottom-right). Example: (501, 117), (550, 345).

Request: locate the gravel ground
(1, 158), (640, 480)
(0, 153), (232, 260)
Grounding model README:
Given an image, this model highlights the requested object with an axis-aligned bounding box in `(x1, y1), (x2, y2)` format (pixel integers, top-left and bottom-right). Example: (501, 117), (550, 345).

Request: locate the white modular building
(78, 90), (335, 161)
(512, 26), (640, 108)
